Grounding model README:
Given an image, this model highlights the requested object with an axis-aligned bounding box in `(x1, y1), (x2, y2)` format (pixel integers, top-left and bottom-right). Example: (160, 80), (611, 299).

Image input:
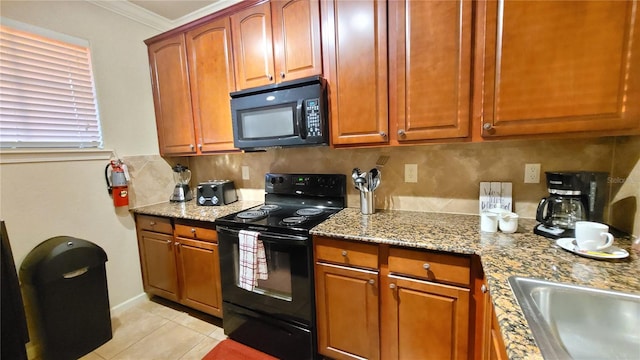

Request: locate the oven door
(217, 226), (313, 326)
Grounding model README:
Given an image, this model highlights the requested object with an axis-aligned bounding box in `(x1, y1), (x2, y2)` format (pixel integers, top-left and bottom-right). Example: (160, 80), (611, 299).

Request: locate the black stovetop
(215, 173), (347, 234)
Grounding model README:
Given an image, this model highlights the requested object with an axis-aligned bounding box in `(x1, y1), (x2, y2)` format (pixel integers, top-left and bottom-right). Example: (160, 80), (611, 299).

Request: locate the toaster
(196, 180), (237, 206)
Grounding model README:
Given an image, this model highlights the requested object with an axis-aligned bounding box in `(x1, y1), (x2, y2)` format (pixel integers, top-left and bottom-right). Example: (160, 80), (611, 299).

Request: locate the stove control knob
(270, 177), (277, 184)
(278, 176), (284, 183)
(212, 196), (219, 205)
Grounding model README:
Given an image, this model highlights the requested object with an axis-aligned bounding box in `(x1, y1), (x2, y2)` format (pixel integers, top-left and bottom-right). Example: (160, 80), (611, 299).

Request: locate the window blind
(0, 25), (103, 148)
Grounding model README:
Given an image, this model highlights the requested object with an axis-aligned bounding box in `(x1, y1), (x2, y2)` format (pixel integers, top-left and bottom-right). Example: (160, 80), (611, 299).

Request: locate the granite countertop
(131, 200), (262, 222)
(310, 208), (640, 360)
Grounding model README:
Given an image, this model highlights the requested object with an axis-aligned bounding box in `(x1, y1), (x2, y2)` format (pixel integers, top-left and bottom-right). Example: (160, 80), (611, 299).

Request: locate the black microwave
(230, 76), (328, 150)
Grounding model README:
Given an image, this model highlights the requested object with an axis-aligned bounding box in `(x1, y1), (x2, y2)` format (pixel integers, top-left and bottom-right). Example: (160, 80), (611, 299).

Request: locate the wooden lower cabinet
(135, 215), (222, 317)
(138, 230), (180, 302)
(315, 263), (380, 360)
(384, 275), (470, 360)
(314, 236), (473, 360)
(481, 281), (508, 360)
(175, 236), (222, 317)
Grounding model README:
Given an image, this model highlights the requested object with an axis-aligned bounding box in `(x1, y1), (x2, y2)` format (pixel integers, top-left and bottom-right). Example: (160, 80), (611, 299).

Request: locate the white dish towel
(238, 230), (268, 291)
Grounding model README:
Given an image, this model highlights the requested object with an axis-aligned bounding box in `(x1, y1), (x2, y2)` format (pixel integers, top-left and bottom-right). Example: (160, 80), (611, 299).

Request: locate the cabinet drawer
(388, 247), (470, 287)
(315, 237), (378, 269)
(175, 224), (217, 243)
(137, 215), (172, 234)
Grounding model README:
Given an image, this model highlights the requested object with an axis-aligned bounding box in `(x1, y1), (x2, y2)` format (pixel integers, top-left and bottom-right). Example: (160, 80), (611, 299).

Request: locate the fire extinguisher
(105, 159), (129, 207)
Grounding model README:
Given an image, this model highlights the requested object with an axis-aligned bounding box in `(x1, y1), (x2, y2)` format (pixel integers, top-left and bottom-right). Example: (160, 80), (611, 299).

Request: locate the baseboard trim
(110, 293), (149, 316)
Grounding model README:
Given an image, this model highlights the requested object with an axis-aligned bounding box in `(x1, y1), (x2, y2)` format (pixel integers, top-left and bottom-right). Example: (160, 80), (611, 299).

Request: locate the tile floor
(79, 297), (226, 360)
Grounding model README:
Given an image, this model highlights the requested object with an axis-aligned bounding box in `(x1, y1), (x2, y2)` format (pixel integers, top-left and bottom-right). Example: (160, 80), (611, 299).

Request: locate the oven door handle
(216, 226), (309, 244)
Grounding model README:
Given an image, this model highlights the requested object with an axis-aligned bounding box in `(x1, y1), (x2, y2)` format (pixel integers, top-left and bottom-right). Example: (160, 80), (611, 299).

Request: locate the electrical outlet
(524, 163), (541, 184)
(242, 166), (250, 180)
(405, 164), (418, 183)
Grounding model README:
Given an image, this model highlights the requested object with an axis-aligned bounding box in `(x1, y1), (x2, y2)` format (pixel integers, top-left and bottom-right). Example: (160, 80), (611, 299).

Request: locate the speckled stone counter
(131, 200), (261, 222)
(310, 208), (640, 360)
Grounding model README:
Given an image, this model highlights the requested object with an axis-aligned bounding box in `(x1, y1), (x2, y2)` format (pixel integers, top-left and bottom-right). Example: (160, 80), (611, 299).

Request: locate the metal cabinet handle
(423, 263), (430, 270)
(389, 283), (396, 289)
(483, 123), (492, 130)
(190, 228), (196, 233)
(379, 132), (387, 138)
(267, 74), (273, 81)
(481, 284), (487, 293)
(280, 72), (285, 79)
(149, 221), (156, 226)
(166, 239), (171, 244)
(341, 250), (347, 256)
(198, 144), (202, 150)
(368, 279), (375, 285)
(190, 144), (195, 151)
(398, 129), (406, 137)
(174, 242), (179, 246)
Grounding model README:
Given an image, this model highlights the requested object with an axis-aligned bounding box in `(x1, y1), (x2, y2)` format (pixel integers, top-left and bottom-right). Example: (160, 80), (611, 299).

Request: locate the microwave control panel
(305, 98), (322, 137)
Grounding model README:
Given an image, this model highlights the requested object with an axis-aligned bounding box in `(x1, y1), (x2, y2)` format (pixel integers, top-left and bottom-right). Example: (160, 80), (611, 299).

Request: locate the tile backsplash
(127, 136), (639, 236)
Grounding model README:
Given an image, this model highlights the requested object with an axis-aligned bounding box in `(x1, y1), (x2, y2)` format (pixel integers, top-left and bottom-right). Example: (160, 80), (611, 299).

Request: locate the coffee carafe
(536, 195), (585, 229)
(170, 164), (192, 202)
(534, 171), (609, 239)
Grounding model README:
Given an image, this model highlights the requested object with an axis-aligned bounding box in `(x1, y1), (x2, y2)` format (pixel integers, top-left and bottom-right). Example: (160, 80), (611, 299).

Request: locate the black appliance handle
(536, 197), (550, 223)
(104, 164), (112, 194)
(216, 226), (308, 245)
(297, 100), (307, 139)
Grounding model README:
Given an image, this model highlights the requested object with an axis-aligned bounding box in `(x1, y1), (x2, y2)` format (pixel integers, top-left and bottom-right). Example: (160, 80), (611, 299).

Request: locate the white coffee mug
(575, 221), (614, 251)
(481, 212), (498, 233)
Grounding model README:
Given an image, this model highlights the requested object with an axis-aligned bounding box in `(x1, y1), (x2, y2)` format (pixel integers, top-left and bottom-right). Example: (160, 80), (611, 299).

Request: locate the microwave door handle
(297, 100), (307, 139)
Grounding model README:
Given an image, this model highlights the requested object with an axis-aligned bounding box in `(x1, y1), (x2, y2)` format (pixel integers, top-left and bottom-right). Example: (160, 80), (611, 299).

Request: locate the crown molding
(85, 0), (243, 32)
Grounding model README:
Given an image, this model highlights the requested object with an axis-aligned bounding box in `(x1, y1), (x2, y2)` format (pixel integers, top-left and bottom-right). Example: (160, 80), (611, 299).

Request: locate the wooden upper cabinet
(231, 2), (276, 89)
(272, 0), (322, 81)
(390, 0), (472, 142)
(147, 35), (197, 155)
(186, 18), (236, 153)
(322, 0), (389, 146)
(476, 0), (640, 138)
(232, 0), (322, 89)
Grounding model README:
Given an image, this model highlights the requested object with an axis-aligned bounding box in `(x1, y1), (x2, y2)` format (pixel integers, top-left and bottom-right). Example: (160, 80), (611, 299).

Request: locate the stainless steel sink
(508, 276), (640, 359)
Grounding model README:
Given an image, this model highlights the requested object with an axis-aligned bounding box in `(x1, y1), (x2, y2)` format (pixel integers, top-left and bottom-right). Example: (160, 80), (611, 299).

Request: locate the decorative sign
(480, 182), (512, 213)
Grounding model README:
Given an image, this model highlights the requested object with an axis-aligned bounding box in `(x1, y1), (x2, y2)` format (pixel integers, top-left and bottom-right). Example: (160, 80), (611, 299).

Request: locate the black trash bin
(20, 236), (112, 360)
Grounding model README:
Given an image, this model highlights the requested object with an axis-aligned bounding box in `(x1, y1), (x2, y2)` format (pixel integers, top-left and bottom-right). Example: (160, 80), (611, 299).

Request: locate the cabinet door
(231, 2), (276, 89)
(386, 275), (470, 360)
(315, 263), (380, 360)
(322, 0), (389, 146)
(476, 0), (640, 137)
(272, 0), (322, 81)
(177, 237), (222, 317)
(147, 35), (197, 155)
(186, 18), (237, 153)
(138, 231), (179, 301)
(390, 0), (472, 142)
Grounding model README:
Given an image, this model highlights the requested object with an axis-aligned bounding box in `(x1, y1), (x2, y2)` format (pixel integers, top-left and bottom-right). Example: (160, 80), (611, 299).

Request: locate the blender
(170, 164), (192, 202)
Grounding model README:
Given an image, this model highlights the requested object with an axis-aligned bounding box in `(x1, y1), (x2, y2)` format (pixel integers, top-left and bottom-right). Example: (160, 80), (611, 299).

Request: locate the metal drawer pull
(389, 283), (396, 289)
(63, 267), (88, 279)
(149, 221), (156, 226)
(341, 250), (347, 256)
(423, 263), (430, 270)
(481, 284), (487, 293)
(191, 228), (196, 233)
(368, 279), (375, 285)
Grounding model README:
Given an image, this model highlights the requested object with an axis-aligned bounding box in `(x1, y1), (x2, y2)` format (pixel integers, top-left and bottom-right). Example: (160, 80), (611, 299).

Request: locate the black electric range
(214, 173), (346, 360)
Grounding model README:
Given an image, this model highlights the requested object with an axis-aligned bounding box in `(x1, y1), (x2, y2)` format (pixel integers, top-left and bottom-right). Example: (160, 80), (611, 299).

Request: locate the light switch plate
(242, 166), (250, 180)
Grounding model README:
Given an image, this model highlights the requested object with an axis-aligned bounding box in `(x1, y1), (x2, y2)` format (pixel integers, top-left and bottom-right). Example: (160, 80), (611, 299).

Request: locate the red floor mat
(202, 339), (278, 360)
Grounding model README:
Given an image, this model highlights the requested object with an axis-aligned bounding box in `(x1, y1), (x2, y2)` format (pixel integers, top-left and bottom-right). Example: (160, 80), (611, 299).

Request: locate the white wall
(0, 0), (162, 309)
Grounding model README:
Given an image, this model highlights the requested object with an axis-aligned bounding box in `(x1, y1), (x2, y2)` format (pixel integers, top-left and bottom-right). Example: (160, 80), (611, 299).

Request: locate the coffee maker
(534, 171), (609, 239)
(170, 164), (192, 202)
